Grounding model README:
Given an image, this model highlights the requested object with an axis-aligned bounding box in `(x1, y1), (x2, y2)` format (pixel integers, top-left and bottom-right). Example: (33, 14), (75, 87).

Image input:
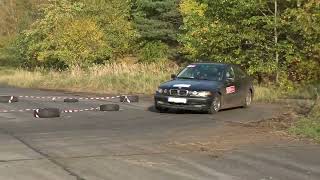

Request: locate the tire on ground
(120, 95), (139, 103)
(100, 104), (120, 111)
(0, 96), (18, 103)
(242, 90), (253, 108)
(34, 108), (60, 118)
(64, 98), (79, 103)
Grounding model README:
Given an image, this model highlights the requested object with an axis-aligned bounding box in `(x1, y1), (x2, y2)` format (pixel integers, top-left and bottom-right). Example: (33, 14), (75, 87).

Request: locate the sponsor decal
(226, 86), (236, 94)
(173, 84), (191, 88)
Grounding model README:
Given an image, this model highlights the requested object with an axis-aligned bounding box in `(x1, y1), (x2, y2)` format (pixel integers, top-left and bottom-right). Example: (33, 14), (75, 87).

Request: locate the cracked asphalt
(0, 86), (319, 180)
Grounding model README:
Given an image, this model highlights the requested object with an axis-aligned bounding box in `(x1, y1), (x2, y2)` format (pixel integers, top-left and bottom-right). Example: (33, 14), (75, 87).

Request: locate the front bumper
(154, 94), (213, 111)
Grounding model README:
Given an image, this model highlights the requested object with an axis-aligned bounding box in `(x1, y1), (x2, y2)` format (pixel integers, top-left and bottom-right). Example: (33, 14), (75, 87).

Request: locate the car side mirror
(171, 74), (177, 79)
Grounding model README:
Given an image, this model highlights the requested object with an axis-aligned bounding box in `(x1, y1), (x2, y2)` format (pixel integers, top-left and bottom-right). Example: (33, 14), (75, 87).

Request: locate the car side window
(234, 66), (247, 79)
(226, 67), (235, 79)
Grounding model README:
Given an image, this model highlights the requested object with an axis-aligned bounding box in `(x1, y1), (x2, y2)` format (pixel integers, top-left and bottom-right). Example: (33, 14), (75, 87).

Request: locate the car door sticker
(226, 86), (236, 94)
(173, 84), (191, 88)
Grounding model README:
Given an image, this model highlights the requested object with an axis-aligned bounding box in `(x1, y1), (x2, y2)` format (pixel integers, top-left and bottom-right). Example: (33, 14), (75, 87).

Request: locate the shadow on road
(147, 105), (242, 114)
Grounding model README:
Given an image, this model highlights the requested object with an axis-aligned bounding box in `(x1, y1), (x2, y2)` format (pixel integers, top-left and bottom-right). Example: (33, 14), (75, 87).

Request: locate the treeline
(0, 0), (319, 84)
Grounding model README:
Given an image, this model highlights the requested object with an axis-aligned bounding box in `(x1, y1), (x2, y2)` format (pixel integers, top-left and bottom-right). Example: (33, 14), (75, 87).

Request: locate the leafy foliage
(82, 0), (137, 57)
(138, 41), (169, 63)
(179, 0), (320, 83)
(51, 18), (111, 67)
(132, 0), (182, 45)
(0, 0), (319, 85)
(15, 0), (135, 68)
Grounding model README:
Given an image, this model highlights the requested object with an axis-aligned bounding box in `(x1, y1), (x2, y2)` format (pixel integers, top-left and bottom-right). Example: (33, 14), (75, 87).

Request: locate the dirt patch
(167, 111), (300, 154)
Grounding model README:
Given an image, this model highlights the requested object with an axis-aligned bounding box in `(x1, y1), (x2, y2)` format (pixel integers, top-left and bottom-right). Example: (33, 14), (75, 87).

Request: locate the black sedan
(154, 63), (254, 114)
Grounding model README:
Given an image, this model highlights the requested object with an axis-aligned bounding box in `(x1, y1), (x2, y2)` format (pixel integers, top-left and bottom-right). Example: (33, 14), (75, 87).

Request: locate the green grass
(289, 96), (320, 142)
(289, 117), (320, 142)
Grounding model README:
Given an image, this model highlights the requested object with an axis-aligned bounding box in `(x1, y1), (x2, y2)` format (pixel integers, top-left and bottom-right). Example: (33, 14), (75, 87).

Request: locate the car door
(233, 65), (248, 105)
(223, 66), (240, 108)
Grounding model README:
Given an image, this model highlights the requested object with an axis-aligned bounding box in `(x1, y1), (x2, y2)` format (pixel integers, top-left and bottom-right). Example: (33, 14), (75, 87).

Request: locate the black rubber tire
(100, 104), (120, 111)
(242, 90), (253, 108)
(120, 95), (139, 103)
(64, 98), (79, 103)
(34, 108), (60, 118)
(0, 96), (18, 103)
(208, 95), (221, 114)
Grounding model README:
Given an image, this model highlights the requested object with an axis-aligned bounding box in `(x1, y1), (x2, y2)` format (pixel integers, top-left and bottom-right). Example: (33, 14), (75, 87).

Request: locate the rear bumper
(154, 95), (213, 111)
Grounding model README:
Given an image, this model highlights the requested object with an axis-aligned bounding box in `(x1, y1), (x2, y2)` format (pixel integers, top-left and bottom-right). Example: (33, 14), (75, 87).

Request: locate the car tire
(64, 98), (79, 103)
(100, 104), (120, 111)
(208, 95), (221, 114)
(120, 95), (139, 103)
(243, 90), (252, 108)
(0, 96), (18, 103)
(34, 108), (60, 118)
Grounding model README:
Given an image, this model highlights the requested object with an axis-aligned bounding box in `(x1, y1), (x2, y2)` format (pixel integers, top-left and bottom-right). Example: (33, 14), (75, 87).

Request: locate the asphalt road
(0, 86), (319, 180)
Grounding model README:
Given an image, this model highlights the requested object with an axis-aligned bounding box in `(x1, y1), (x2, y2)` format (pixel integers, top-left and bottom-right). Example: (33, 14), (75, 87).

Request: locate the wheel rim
(246, 92), (252, 106)
(213, 97), (221, 112)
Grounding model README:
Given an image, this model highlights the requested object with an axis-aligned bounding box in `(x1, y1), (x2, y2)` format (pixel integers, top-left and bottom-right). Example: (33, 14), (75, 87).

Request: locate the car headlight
(157, 88), (164, 94)
(189, 91), (212, 97)
(157, 88), (168, 94)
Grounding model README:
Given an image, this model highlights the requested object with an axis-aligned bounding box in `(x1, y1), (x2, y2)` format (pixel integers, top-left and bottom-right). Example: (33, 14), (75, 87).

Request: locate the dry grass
(0, 63), (317, 101)
(254, 86), (282, 102)
(0, 62), (179, 95)
(254, 85), (319, 103)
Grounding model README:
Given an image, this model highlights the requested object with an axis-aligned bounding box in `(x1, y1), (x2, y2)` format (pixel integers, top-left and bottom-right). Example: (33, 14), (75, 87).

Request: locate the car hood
(159, 79), (223, 91)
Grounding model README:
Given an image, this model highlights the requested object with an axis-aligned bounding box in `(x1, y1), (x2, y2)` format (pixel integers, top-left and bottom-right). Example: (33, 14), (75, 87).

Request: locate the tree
(179, 0), (276, 76)
(16, 0), (139, 68)
(16, 0), (110, 68)
(0, 0), (49, 37)
(131, 0), (182, 45)
(179, 0), (320, 84)
(80, 0), (137, 57)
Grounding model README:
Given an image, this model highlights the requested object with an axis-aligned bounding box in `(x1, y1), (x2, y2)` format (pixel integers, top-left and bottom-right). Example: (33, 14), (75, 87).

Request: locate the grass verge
(254, 84), (320, 103)
(0, 63), (179, 95)
(289, 118), (320, 142)
(289, 96), (320, 142)
(0, 64), (318, 99)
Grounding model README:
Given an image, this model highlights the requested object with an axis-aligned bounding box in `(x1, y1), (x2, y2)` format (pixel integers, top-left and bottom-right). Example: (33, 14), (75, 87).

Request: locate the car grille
(169, 89), (188, 96)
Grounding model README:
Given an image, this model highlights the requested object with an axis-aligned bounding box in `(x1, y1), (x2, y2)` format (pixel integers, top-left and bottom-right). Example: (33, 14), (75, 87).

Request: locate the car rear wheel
(243, 90), (252, 108)
(208, 95), (221, 114)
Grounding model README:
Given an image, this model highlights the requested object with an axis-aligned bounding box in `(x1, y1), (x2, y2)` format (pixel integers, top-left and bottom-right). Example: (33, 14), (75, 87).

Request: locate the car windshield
(177, 64), (224, 81)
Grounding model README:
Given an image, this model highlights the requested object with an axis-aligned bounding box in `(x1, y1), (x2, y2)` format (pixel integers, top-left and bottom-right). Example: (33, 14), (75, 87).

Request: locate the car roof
(190, 62), (231, 67)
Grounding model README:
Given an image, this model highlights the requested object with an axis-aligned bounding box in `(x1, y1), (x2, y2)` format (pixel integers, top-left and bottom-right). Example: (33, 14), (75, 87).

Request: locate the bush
(83, 0), (137, 57)
(0, 36), (21, 67)
(15, 0), (134, 69)
(52, 18), (111, 67)
(138, 41), (169, 63)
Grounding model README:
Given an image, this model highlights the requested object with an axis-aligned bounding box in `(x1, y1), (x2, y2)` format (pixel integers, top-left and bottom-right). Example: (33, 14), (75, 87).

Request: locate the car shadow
(147, 105), (243, 114)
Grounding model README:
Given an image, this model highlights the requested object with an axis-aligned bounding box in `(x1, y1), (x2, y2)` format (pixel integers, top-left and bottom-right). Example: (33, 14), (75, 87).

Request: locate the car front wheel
(208, 95), (221, 114)
(155, 102), (169, 113)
